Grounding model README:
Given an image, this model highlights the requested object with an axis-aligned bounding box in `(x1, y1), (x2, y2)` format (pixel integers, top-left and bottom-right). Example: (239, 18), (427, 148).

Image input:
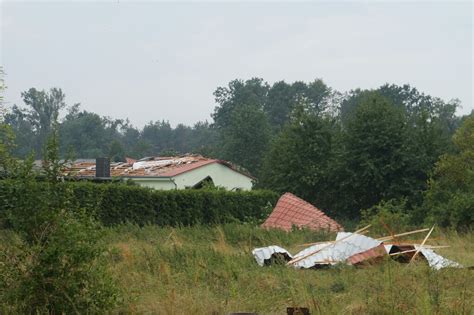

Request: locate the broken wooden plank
(409, 225), (435, 263)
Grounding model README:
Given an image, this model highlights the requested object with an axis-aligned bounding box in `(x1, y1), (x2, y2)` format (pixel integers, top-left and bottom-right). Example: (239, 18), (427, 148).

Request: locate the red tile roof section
(261, 193), (343, 233)
(347, 244), (387, 265)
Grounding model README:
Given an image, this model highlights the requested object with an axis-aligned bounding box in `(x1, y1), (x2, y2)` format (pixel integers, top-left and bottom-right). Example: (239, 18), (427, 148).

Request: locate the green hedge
(0, 180), (279, 226)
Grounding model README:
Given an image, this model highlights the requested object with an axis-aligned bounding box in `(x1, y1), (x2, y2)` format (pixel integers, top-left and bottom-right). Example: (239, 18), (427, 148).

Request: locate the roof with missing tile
(261, 193), (343, 233)
(62, 155), (254, 179)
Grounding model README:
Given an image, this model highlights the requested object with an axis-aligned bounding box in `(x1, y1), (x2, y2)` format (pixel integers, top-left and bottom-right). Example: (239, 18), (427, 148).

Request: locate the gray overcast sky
(1, 1), (473, 127)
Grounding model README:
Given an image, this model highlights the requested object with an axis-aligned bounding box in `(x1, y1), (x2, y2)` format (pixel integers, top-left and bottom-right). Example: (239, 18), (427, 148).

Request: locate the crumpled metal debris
(253, 232), (462, 270)
(415, 246), (463, 270)
(292, 232), (381, 268)
(252, 246), (293, 266)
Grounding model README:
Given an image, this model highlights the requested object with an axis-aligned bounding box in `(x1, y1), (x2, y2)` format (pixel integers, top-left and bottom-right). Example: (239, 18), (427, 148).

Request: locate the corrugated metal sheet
(252, 246), (293, 266)
(252, 231), (463, 271)
(292, 232), (381, 269)
(415, 246), (462, 270)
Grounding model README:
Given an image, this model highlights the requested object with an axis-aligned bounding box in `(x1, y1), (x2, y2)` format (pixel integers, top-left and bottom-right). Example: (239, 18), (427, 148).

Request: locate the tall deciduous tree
(264, 80), (295, 129)
(264, 79), (333, 130)
(336, 92), (414, 218)
(220, 104), (270, 175)
(60, 109), (117, 158)
(21, 88), (68, 154)
(212, 78), (269, 130)
(260, 104), (338, 214)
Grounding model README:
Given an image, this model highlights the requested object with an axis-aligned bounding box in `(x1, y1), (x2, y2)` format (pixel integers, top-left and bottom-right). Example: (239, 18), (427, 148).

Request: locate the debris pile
(261, 193), (342, 233)
(252, 225), (463, 270)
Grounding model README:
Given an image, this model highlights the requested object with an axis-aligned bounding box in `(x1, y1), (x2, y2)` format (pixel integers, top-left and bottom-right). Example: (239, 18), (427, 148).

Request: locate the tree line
(3, 77), (473, 227)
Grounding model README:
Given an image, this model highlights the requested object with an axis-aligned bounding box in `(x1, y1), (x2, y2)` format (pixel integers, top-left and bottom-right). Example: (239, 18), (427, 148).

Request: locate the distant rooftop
(62, 155), (253, 179)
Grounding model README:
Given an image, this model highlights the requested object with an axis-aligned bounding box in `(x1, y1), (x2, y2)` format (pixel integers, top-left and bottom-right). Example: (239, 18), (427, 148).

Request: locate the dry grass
(103, 224), (474, 314)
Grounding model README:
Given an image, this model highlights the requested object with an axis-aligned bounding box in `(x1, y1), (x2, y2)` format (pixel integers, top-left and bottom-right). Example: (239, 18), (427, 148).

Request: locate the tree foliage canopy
(2, 78), (469, 224)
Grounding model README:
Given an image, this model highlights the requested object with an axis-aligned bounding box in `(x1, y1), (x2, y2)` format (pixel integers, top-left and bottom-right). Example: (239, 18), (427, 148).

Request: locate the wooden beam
(377, 228), (430, 242)
(409, 225), (435, 263)
(390, 245), (449, 256)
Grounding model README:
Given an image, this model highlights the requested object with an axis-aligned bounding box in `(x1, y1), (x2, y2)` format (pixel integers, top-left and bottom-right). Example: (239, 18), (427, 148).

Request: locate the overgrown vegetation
(0, 104), (119, 313)
(97, 224), (473, 314)
(1, 67), (473, 313)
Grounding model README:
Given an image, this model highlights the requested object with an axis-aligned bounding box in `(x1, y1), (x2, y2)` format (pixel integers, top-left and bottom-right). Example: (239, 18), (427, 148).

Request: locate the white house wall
(172, 163), (253, 190)
(130, 178), (176, 190)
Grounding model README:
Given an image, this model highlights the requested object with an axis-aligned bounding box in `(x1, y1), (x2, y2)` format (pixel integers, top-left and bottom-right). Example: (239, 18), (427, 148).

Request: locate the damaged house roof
(261, 193), (343, 232)
(63, 155), (253, 179)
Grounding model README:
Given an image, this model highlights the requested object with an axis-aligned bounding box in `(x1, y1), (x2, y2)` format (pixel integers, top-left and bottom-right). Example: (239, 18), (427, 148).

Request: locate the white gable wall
(171, 162), (253, 190)
(129, 177), (176, 190)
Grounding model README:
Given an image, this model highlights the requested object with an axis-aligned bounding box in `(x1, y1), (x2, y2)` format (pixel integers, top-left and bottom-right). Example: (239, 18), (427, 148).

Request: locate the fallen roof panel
(292, 232), (381, 269)
(261, 193), (343, 233)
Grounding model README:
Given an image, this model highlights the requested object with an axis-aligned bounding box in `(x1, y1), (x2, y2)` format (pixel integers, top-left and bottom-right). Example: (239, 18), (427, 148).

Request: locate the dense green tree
(335, 92), (415, 218)
(212, 78), (271, 174)
(108, 140), (125, 162)
(119, 124), (147, 158)
(304, 79), (333, 114)
(260, 104), (338, 214)
(264, 79), (333, 130)
(5, 106), (38, 157)
(60, 109), (115, 158)
(219, 104), (270, 175)
(172, 123), (192, 154)
(187, 121), (218, 157)
(212, 78), (269, 130)
(423, 115), (474, 228)
(264, 81), (295, 129)
(141, 120), (174, 155)
(338, 84), (458, 210)
(341, 84), (459, 131)
(21, 88), (68, 155)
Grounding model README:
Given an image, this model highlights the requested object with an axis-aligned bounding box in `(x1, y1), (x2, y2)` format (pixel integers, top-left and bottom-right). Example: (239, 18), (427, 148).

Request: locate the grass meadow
(103, 224), (474, 314)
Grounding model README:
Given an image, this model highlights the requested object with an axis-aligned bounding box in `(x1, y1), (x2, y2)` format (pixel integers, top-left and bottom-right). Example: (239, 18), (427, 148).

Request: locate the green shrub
(1, 210), (119, 313)
(422, 115), (474, 229)
(0, 180), (279, 227)
(360, 199), (414, 235)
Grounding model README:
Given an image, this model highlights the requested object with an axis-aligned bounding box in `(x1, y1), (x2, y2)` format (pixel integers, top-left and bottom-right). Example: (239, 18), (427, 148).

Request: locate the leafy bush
(0, 180), (279, 227)
(360, 199), (414, 235)
(1, 210), (119, 313)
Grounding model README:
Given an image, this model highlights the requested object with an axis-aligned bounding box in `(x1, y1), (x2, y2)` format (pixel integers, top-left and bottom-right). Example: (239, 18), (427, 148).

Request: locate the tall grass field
(100, 224), (473, 314)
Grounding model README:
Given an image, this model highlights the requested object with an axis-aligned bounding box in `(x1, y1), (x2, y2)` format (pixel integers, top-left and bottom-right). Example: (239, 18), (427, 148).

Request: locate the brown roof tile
(261, 193), (343, 233)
